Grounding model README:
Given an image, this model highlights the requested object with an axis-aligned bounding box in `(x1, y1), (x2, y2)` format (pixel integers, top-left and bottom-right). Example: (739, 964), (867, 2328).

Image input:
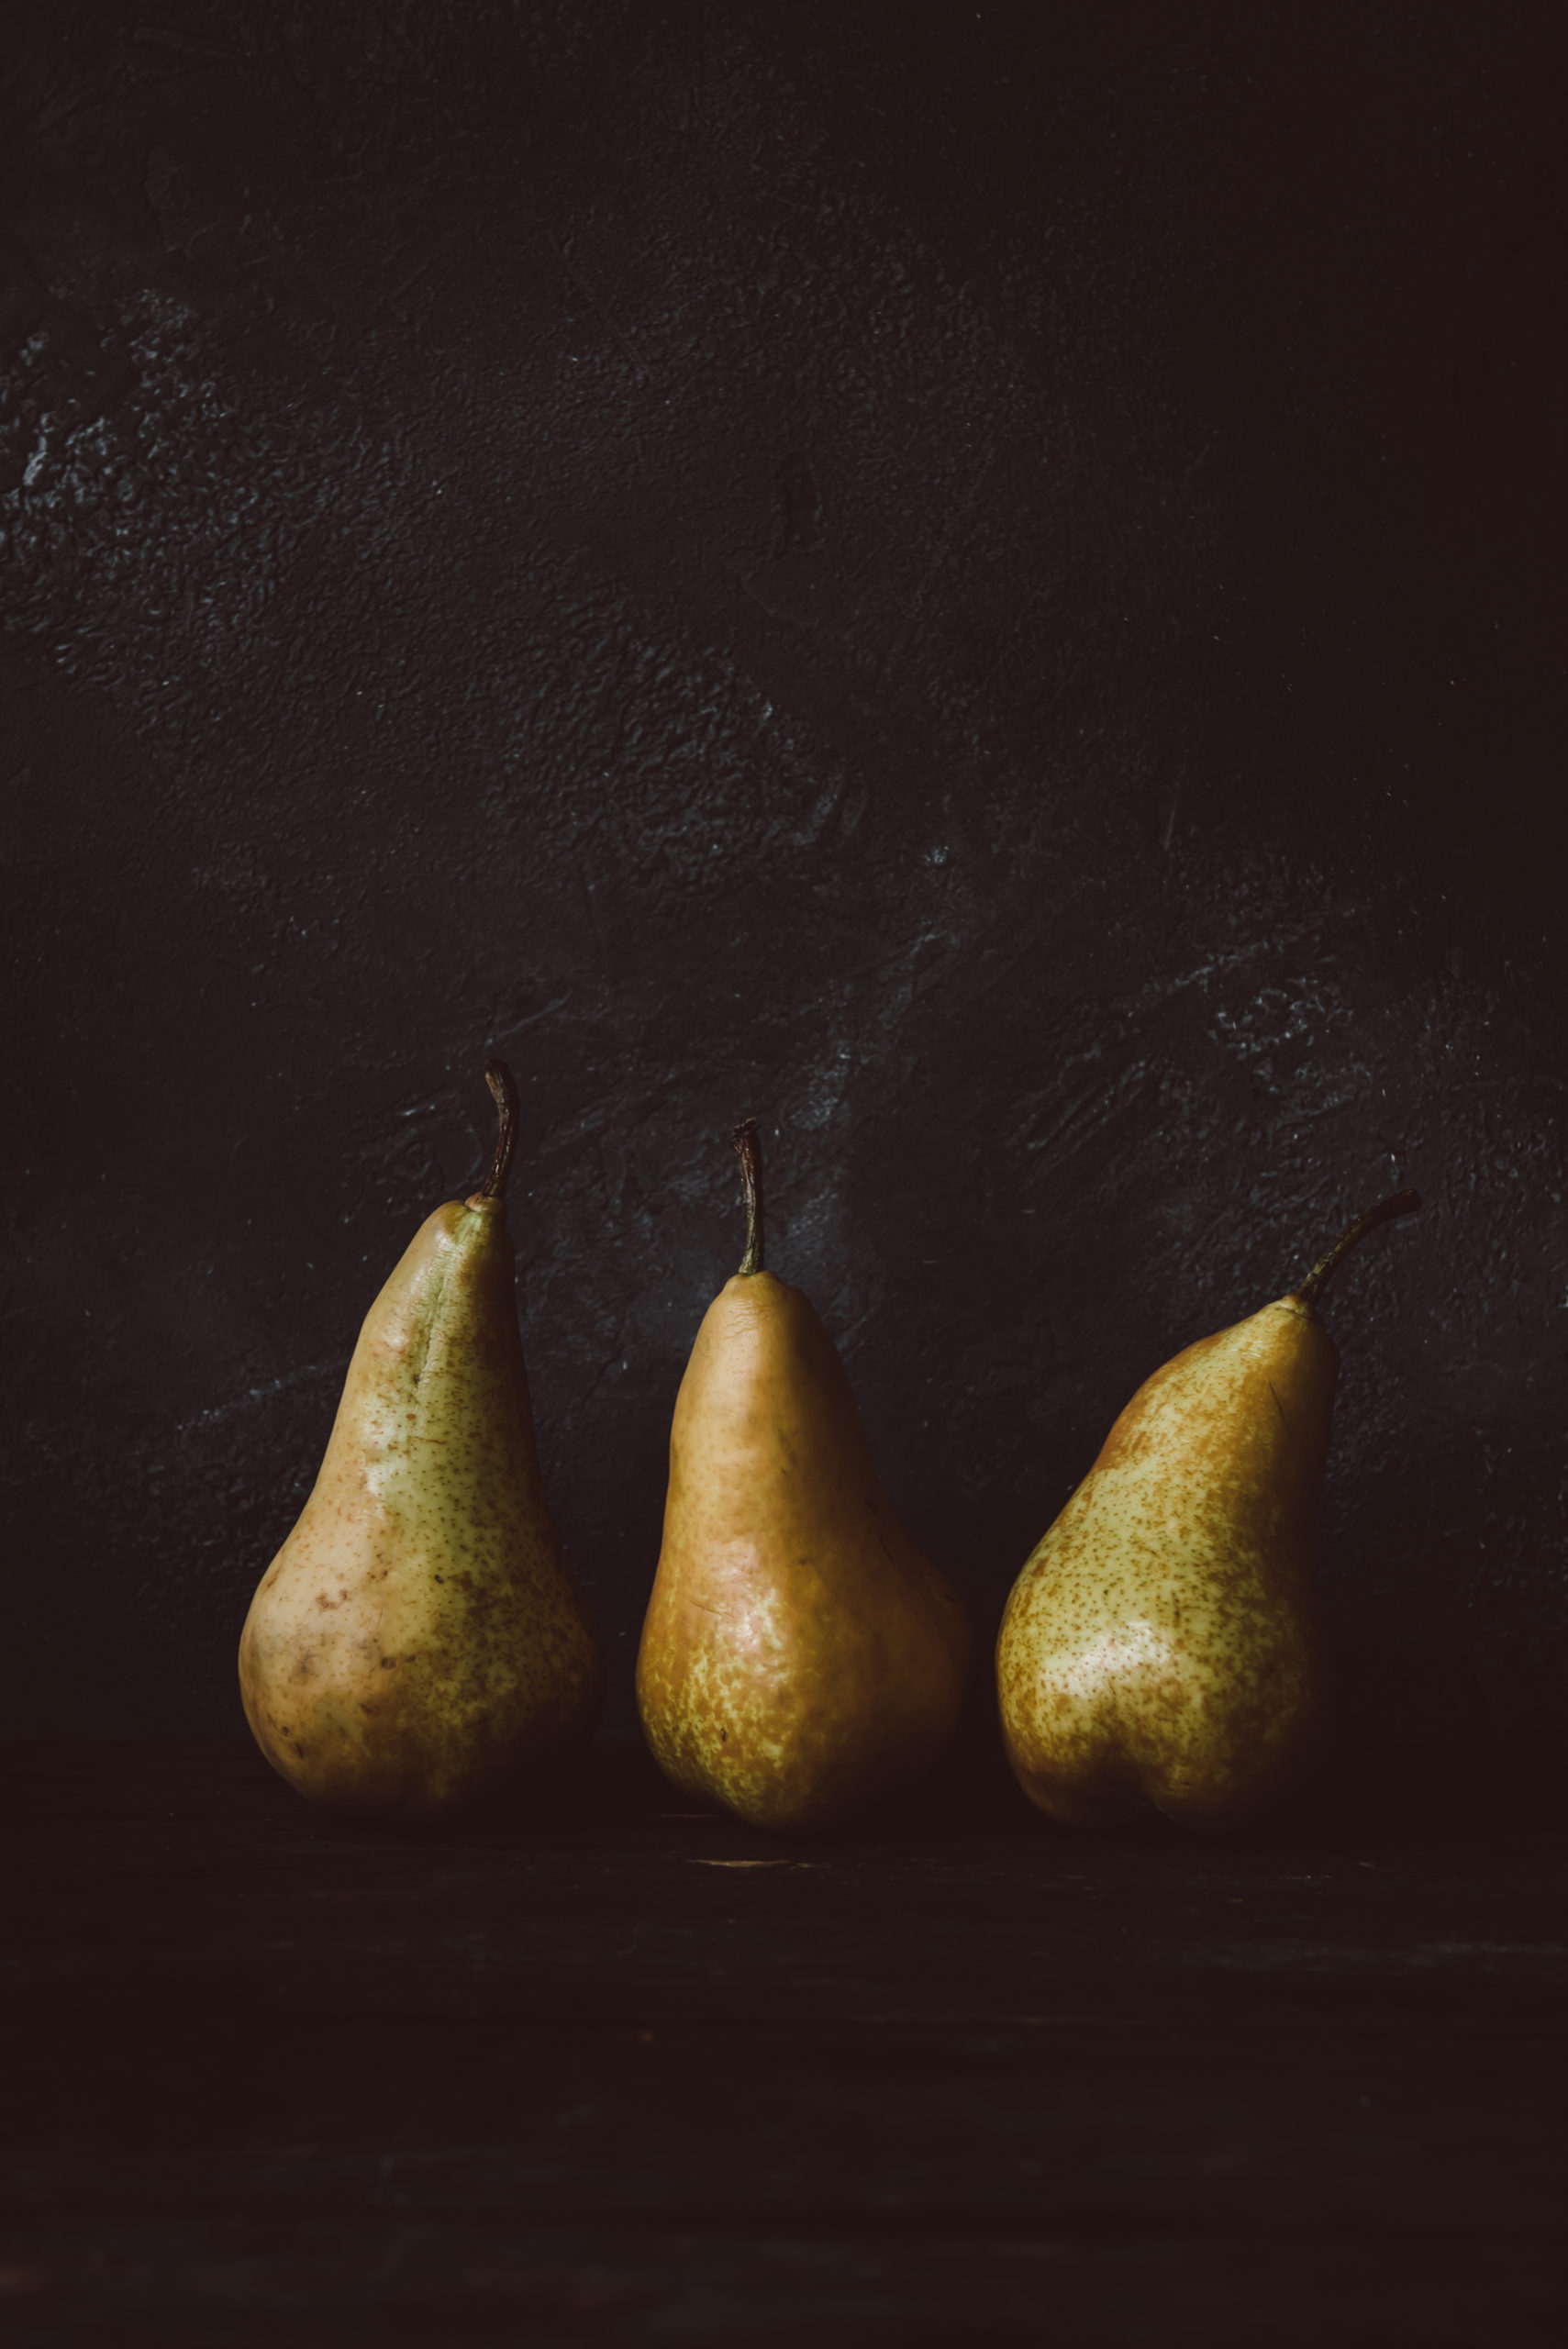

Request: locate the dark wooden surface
(5, 1738), (1566, 2345)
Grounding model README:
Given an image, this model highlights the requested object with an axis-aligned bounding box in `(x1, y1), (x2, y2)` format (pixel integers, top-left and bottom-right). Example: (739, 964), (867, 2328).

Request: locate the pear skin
(239, 1064), (601, 1810)
(636, 1124), (971, 1830)
(996, 1188), (1419, 1826)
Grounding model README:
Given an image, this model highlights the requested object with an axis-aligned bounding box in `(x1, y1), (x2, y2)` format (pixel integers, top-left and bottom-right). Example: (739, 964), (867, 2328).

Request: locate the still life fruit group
(238, 1061), (602, 1811)
(237, 1052), (1422, 1839)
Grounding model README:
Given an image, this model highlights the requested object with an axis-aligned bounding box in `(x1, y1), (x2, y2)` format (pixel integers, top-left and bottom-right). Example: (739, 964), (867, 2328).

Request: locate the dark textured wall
(2, 4), (1562, 1806)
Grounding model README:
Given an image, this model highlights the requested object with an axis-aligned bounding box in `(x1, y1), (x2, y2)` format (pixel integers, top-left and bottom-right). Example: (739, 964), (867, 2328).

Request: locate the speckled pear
(239, 1062), (601, 1810)
(996, 1188), (1420, 1826)
(636, 1120), (971, 1830)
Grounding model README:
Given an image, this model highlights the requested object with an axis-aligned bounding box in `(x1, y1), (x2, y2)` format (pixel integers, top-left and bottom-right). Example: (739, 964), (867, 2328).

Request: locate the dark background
(2, 2), (1562, 1808)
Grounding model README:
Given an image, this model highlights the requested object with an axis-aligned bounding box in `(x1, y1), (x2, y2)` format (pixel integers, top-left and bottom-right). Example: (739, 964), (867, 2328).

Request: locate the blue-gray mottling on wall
(0, 2), (1562, 1808)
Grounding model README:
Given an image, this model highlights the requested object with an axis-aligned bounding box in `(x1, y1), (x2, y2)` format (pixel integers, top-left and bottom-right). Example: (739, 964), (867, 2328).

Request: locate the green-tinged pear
(239, 1061), (601, 1810)
(996, 1187), (1420, 1826)
(636, 1119), (971, 1830)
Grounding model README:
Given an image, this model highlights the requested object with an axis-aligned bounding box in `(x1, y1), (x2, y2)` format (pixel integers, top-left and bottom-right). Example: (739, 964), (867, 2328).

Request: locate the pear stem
(1296, 1186), (1420, 1306)
(476, 1058), (519, 1200)
(732, 1117), (764, 1275)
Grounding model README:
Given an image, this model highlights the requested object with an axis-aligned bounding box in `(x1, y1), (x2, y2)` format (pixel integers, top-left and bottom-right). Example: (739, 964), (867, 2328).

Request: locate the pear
(996, 1187), (1420, 1826)
(636, 1119), (971, 1830)
(239, 1061), (601, 1810)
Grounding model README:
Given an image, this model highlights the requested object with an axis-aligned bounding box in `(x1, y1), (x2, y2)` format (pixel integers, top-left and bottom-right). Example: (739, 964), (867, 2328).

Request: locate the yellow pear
(636, 1119), (971, 1830)
(239, 1061), (601, 1810)
(996, 1187), (1420, 1825)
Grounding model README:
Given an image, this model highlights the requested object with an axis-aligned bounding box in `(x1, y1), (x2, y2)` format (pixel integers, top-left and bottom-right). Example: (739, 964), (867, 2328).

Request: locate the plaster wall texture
(1, 4), (1562, 1805)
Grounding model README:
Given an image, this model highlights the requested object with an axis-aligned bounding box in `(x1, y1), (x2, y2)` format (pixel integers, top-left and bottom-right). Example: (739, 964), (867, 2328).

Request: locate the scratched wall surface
(1, 4), (1562, 1801)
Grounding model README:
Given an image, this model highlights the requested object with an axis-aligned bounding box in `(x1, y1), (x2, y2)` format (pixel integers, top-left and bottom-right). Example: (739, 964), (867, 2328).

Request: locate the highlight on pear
(636, 1119), (972, 1830)
(238, 1059), (602, 1811)
(995, 1187), (1421, 1829)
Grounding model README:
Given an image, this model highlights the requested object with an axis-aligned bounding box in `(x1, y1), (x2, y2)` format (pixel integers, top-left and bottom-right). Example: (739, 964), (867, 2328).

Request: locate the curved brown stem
(476, 1058), (519, 1200)
(1296, 1186), (1420, 1306)
(732, 1117), (764, 1275)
